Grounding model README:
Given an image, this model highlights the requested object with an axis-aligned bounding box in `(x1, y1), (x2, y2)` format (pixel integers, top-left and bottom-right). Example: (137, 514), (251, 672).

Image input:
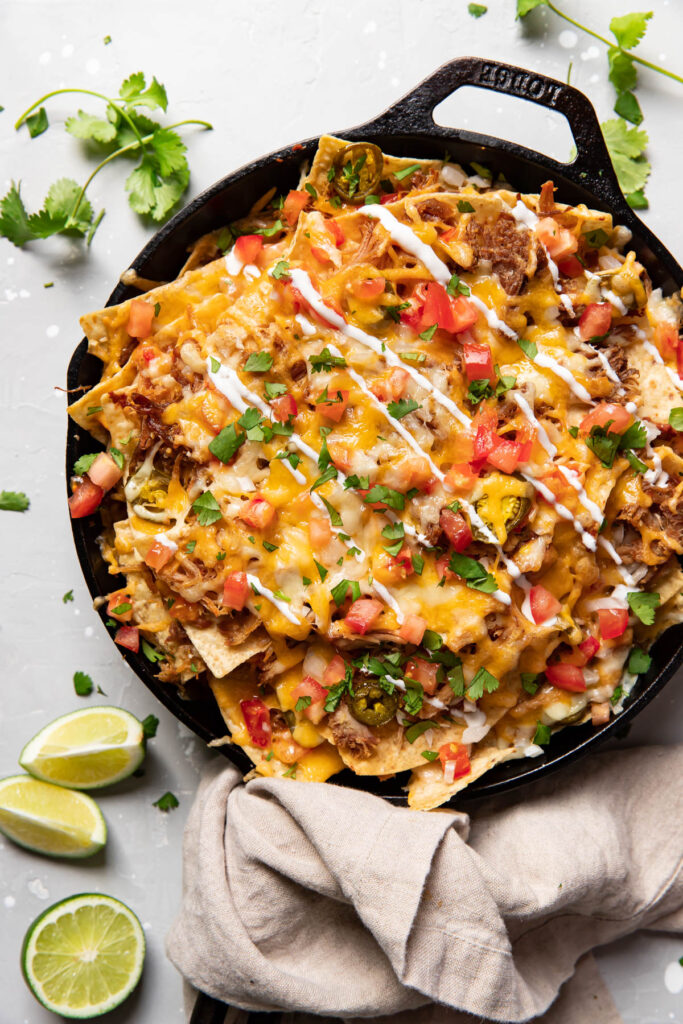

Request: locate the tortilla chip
(627, 340), (683, 423)
(68, 361), (137, 443)
(184, 623), (270, 678)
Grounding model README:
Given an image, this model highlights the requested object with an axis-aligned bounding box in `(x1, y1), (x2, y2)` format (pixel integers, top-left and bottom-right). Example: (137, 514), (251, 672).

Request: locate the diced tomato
(579, 402), (633, 436)
(352, 277), (385, 301)
(440, 508), (473, 552)
(436, 553), (457, 582)
(438, 742), (471, 783)
(598, 607), (629, 640)
(579, 302), (612, 341)
(389, 546), (415, 579)
(591, 702), (611, 726)
(309, 515), (332, 549)
(535, 218), (578, 261)
(529, 585), (561, 624)
(405, 658), (439, 695)
(223, 571), (249, 611)
(310, 245), (333, 265)
(145, 539), (175, 572)
(421, 282), (478, 335)
(107, 590), (133, 623)
(463, 343), (495, 386)
(322, 654), (347, 687)
(399, 614), (427, 645)
(234, 234), (263, 264)
(283, 189), (310, 227)
(370, 367), (409, 402)
(270, 394), (298, 422)
(444, 462), (478, 492)
(291, 676), (329, 724)
(201, 390), (229, 433)
(326, 439), (353, 472)
(68, 478), (104, 519)
(515, 420), (537, 464)
(114, 625), (139, 653)
(557, 255), (584, 277)
(545, 663), (586, 692)
(392, 456), (432, 492)
(578, 635), (601, 662)
(239, 496), (276, 530)
(317, 387), (349, 422)
(345, 597), (383, 634)
(487, 434), (522, 474)
(240, 698), (272, 748)
(380, 192), (400, 204)
(87, 452), (122, 491)
(126, 299), (155, 340)
(325, 219), (345, 247)
(654, 321), (679, 358)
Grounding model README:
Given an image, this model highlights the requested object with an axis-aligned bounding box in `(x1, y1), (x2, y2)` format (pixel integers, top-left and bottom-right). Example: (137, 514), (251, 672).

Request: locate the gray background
(1, 0), (681, 1021)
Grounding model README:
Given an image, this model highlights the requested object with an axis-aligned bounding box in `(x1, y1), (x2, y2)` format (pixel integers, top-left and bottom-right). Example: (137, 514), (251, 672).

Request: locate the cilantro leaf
(320, 496), (342, 528)
(395, 163), (421, 181)
(310, 466), (338, 492)
(610, 684), (623, 706)
(26, 107), (49, 139)
(0, 183), (36, 246)
(468, 3), (487, 17)
(314, 559), (328, 582)
(362, 485), (405, 510)
(153, 791), (179, 812)
(466, 667), (499, 701)
(627, 591), (660, 625)
(330, 579), (361, 606)
(533, 722), (551, 746)
(521, 672), (541, 695)
(295, 695), (312, 712)
(209, 424), (245, 464)
(626, 189), (648, 210)
(309, 348), (347, 372)
(610, 11), (652, 49)
(607, 47), (637, 95)
(141, 640), (165, 664)
(387, 398), (420, 420)
(245, 352), (273, 373)
(191, 490), (222, 526)
(448, 552), (497, 593)
(62, 590), (74, 604)
(516, 0), (548, 17)
(614, 91), (643, 126)
(517, 337), (538, 359)
(0, 490), (30, 512)
(73, 671), (93, 697)
(405, 721), (432, 743)
(141, 714), (159, 738)
(421, 750), (440, 761)
(457, 199), (475, 213)
(628, 647), (651, 674)
(119, 72), (168, 112)
(619, 421), (647, 450)
(585, 424), (622, 468)
(669, 408), (683, 431)
(403, 679), (424, 715)
(271, 260), (290, 280)
(65, 110), (117, 143)
(601, 119), (651, 196)
(74, 453), (98, 475)
(265, 381), (287, 399)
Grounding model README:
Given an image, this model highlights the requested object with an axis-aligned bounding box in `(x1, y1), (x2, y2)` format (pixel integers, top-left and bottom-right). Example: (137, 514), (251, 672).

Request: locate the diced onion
(443, 760), (456, 784)
(302, 646), (329, 682)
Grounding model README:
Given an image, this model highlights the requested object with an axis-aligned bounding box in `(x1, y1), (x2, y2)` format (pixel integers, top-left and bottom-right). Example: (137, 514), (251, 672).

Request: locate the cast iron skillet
(67, 55), (683, 1023)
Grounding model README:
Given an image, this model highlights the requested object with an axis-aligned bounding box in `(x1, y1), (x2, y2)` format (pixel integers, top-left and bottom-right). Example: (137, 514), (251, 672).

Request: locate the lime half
(0, 776), (106, 858)
(20, 706), (145, 789)
(22, 892), (145, 1018)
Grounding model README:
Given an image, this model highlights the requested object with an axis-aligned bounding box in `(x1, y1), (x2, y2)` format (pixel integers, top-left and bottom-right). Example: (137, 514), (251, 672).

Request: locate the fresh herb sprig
(1, 72), (212, 247)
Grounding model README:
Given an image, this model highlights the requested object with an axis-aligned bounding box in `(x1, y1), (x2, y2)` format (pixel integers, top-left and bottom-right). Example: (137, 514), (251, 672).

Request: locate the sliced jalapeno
(473, 493), (531, 545)
(349, 678), (398, 726)
(332, 143), (383, 203)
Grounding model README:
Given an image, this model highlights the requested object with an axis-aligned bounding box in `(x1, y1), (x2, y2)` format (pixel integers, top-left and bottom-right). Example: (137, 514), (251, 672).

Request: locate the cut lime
(0, 776), (106, 858)
(19, 706), (145, 789)
(22, 892), (145, 1018)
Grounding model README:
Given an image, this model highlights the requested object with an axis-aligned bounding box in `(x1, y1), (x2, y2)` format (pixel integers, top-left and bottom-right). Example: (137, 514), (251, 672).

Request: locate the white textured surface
(0, 1), (681, 1021)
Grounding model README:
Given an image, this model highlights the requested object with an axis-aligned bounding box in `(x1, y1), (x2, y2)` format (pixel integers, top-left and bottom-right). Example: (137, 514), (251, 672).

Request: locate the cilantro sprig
(1, 72), (212, 247)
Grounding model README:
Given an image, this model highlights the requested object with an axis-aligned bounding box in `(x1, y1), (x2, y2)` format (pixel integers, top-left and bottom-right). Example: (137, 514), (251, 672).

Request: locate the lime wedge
(22, 892), (145, 1018)
(0, 776), (106, 858)
(19, 706), (145, 789)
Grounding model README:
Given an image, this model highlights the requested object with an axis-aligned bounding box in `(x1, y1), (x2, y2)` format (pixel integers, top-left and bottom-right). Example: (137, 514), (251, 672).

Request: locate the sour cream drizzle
(245, 572), (302, 625)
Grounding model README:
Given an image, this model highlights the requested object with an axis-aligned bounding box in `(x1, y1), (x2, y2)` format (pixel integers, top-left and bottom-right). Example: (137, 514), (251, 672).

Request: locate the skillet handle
(356, 56), (627, 213)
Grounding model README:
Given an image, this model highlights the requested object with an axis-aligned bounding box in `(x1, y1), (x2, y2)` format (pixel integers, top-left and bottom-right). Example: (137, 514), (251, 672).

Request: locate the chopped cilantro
(405, 721), (432, 743)
(153, 791), (179, 812)
(330, 579), (361, 606)
(419, 324), (437, 342)
(244, 352), (273, 373)
(262, 540), (278, 552)
(385, 302), (410, 323)
(62, 590), (74, 603)
(668, 408), (683, 431)
(265, 381), (287, 398)
(191, 490), (222, 526)
(73, 671), (93, 697)
(400, 350), (426, 364)
(387, 398), (421, 420)
(421, 750), (440, 761)
(320, 496), (342, 527)
(295, 695), (312, 712)
(610, 684), (623, 707)
(0, 490), (30, 512)
(314, 559), (328, 582)
(448, 552), (497, 593)
(457, 199), (475, 213)
(517, 337), (538, 360)
(271, 260), (290, 280)
(141, 640), (165, 664)
(521, 672), (541, 695)
(141, 714), (159, 738)
(394, 163), (421, 181)
(626, 591), (660, 625)
(73, 453), (97, 475)
(411, 553), (424, 575)
(533, 721), (551, 746)
(362, 485), (405, 511)
(627, 647), (651, 674)
(583, 228), (610, 249)
(208, 423), (244, 463)
(446, 272), (470, 297)
(466, 667), (499, 701)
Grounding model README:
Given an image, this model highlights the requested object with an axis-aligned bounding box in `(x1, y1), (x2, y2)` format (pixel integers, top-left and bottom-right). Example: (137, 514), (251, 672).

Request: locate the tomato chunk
(87, 452), (122, 491)
(399, 614), (427, 645)
(654, 321), (679, 358)
(578, 635), (601, 663)
(310, 244), (333, 265)
(240, 698), (272, 748)
(234, 234), (263, 264)
(440, 508), (473, 552)
(322, 654), (347, 687)
(345, 597), (383, 634)
(420, 282), (477, 335)
(68, 478), (104, 519)
(107, 590), (133, 623)
(529, 585), (561, 624)
(126, 299), (155, 340)
(115, 626), (139, 653)
(545, 663), (586, 692)
(444, 462), (478, 492)
(535, 218), (578, 261)
(239, 496), (276, 530)
(487, 434), (522, 474)
(145, 539), (175, 572)
(283, 189), (310, 227)
(579, 402), (633, 436)
(352, 277), (385, 301)
(598, 607), (629, 639)
(438, 742), (471, 783)
(557, 255), (584, 277)
(270, 394), (298, 423)
(223, 571), (249, 611)
(463, 343), (495, 385)
(326, 219), (345, 248)
(579, 302), (612, 341)
(317, 387), (349, 422)
(291, 676), (329, 724)
(405, 658), (439, 695)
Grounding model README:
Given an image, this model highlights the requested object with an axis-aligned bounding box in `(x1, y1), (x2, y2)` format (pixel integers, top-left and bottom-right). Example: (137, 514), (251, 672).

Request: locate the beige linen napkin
(167, 746), (683, 1022)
